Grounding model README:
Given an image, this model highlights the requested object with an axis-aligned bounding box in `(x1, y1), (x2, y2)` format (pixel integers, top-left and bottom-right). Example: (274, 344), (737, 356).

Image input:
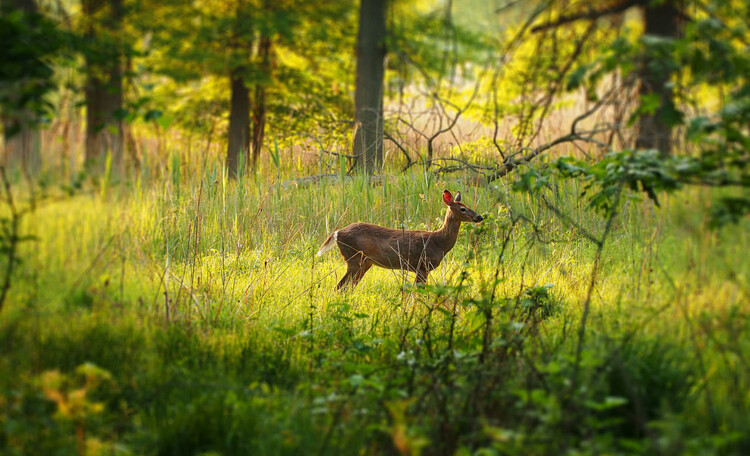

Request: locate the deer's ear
(442, 190), (453, 205)
(454, 191), (462, 202)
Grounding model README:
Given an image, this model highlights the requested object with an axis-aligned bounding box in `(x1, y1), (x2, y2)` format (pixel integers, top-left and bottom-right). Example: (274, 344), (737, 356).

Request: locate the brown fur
(319, 190), (483, 289)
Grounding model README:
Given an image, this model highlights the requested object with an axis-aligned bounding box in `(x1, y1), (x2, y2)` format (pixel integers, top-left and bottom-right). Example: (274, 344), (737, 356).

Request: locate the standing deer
(317, 190), (484, 289)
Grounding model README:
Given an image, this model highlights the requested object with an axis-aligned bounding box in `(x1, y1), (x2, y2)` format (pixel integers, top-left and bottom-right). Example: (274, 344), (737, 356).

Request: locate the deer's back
(336, 223), (445, 271)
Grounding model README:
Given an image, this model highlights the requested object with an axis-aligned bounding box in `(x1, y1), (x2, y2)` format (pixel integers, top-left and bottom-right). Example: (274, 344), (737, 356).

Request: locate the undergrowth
(1, 163), (748, 455)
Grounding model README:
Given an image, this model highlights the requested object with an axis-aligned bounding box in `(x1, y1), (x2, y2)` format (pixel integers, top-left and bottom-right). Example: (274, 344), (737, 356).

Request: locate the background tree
(352, 0), (387, 173)
(132, 0), (346, 177)
(634, 0), (681, 157)
(530, 0), (683, 157)
(225, 0), (253, 177)
(0, 0), (59, 176)
(250, 0), (273, 168)
(82, 0), (126, 174)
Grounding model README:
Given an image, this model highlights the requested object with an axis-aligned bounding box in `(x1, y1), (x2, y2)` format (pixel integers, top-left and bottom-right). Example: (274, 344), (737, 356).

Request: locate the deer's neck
(434, 209), (462, 252)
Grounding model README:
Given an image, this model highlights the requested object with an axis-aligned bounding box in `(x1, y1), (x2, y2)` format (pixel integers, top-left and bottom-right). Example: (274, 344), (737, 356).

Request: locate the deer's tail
(316, 231), (338, 257)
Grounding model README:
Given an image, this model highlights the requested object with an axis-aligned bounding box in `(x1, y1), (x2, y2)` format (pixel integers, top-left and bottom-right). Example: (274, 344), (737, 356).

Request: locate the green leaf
(585, 396), (628, 411)
(348, 374), (365, 387)
(566, 64), (589, 91)
(639, 93), (661, 116)
(660, 99), (684, 127)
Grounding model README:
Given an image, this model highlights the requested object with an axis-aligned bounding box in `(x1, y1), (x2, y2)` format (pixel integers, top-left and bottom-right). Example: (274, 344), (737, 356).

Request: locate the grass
(1, 160), (749, 455)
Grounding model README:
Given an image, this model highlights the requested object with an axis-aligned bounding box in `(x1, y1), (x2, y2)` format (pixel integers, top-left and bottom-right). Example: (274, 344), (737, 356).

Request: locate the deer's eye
(460, 208), (467, 213)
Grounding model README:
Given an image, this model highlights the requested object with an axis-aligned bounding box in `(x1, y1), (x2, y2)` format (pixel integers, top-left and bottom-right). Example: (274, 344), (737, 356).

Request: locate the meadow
(1, 155), (748, 455)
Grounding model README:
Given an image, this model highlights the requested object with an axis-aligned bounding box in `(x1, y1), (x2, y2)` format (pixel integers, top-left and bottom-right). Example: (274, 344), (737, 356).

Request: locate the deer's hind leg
(336, 252), (372, 290)
(350, 261), (372, 287)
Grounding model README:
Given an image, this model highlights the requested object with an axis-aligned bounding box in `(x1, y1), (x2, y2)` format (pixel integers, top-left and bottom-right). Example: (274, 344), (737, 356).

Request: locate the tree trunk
(352, 0), (387, 173)
(635, 0), (680, 157)
(85, 70), (123, 173)
(2, 0), (41, 176)
(227, 69), (250, 177)
(2, 0), (35, 12)
(83, 0), (124, 175)
(3, 119), (40, 176)
(251, 35), (271, 168)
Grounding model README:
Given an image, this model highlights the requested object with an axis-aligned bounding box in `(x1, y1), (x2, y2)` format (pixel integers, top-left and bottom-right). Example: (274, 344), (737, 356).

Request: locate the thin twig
(570, 184), (623, 395)
(0, 167), (20, 312)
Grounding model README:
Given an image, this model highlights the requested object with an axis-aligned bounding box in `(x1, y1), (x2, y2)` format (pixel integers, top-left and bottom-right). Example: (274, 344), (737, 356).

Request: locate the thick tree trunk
(227, 69), (250, 177)
(83, 0), (124, 175)
(251, 35), (271, 168)
(85, 71), (123, 173)
(352, 0), (387, 173)
(2, 0), (41, 176)
(635, 0), (680, 157)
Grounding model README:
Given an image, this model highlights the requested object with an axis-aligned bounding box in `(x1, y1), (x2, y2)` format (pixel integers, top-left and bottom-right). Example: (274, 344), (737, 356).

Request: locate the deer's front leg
(413, 253), (433, 286)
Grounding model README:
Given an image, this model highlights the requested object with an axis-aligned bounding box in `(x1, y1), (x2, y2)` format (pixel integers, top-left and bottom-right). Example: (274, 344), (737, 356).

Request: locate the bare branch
(486, 132), (606, 182)
(0, 166), (20, 312)
(531, 0), (641, 33)
(429, 157), (496, 175)
(384, 129), (413, 166)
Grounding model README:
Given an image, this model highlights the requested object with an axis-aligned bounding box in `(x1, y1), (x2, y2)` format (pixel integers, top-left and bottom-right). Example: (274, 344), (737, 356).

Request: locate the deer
(317, 190), (484, 289)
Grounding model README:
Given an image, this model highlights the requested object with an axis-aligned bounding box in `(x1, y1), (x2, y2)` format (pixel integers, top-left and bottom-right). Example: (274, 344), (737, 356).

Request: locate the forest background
(1, 0), (749, 454)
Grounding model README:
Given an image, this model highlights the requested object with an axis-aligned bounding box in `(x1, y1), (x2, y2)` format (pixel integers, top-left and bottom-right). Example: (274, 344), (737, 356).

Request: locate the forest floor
(1, 166), (749, 455)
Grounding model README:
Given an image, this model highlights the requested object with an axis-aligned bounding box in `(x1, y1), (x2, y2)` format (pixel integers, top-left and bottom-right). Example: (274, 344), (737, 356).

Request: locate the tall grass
(1, 159), (748, 454)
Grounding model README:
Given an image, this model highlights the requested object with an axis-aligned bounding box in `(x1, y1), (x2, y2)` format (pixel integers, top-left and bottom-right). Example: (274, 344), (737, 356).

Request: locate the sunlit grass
(1, 161), (748, 454)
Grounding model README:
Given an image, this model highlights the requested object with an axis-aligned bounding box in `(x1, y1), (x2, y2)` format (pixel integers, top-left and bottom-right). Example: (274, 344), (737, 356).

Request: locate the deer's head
(443, 190), (484, 223)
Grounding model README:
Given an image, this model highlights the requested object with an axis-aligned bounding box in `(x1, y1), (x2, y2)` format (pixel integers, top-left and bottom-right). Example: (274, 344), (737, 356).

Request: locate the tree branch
(531, 0), (641, 33)
(486, 132), (607, 182)
(384, 129), (413, 166)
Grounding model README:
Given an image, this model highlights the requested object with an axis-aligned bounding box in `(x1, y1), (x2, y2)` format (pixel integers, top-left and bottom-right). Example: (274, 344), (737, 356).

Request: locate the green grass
(1, 163), (749, 455)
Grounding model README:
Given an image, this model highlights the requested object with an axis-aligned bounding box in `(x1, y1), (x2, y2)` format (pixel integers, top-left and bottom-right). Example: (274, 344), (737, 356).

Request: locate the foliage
(127, 0), (356, 139)
(551, 0), (750, 225)
(1, 167), (749, 454)
(0, 6), (70, 134)
(1, 0), (749, 454)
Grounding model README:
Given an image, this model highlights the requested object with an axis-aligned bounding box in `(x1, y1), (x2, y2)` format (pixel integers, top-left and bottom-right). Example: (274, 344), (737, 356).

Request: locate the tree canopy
(0, 0), (747, 215)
